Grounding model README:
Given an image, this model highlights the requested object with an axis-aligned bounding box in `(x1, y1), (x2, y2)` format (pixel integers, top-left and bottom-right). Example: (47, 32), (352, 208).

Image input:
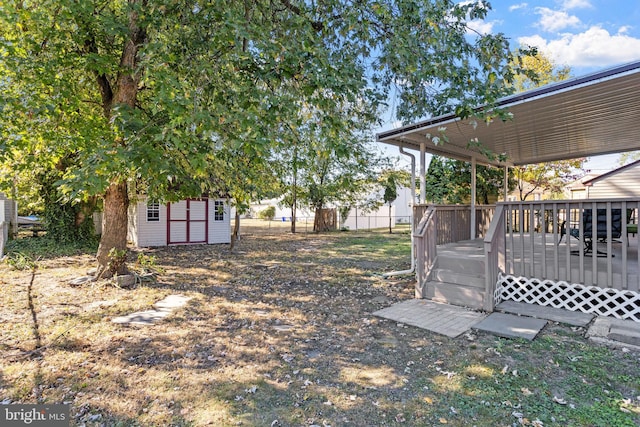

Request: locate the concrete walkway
(373, 299), (487, 338)
(374, 298), (640, 346)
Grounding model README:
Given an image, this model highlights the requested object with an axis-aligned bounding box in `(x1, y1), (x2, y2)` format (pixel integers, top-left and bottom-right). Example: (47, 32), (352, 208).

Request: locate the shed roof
(377, 61), (640, 167)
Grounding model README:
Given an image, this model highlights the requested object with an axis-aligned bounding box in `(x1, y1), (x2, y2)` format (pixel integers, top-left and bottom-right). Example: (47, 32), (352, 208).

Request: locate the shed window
(214, 201), (225, 221)
(147, 202), (160, 222)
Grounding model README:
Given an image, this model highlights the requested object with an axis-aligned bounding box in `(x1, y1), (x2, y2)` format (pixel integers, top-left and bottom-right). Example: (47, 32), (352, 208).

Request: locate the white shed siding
(129, 197), (229, 247)
(586, 163), (640, 198)
(208, 200), (231, 244)
(127, 204), (139, 246)
(132, 200), (168, 247)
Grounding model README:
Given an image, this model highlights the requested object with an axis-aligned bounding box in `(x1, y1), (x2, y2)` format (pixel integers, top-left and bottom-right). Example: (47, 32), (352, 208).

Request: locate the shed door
(167, 199), (208, 244)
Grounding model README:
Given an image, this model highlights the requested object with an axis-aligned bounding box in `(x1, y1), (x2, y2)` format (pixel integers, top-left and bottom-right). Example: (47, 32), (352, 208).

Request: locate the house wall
(587, 164), (640, 198)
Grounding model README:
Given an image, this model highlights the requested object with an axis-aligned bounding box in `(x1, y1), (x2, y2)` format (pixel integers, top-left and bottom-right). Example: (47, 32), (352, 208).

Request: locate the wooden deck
(434, 233), (640, 291)
(414, 201), (640, 320)
(506, 232), (640, 291)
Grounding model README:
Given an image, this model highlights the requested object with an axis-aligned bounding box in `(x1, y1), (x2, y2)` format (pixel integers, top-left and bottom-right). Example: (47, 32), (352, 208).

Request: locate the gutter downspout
(383, 146), (416, 278)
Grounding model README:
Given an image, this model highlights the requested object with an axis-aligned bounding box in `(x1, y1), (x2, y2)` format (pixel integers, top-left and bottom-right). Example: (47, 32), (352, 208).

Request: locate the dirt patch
(1, 232), (639, 426)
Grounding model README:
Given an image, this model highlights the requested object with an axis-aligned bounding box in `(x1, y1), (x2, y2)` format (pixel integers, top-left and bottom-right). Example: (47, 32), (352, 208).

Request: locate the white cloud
(561, 0), (592, 10)
(518, 26), (640, 68)
(535, 7), (581, 32)
(619, 25), (632, 34)
(467, 19), (496, 35)
(509, 3), (528, 12)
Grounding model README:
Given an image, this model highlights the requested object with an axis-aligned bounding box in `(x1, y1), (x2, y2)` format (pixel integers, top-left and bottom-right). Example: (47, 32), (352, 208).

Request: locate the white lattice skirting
(495, 274), (640, 322)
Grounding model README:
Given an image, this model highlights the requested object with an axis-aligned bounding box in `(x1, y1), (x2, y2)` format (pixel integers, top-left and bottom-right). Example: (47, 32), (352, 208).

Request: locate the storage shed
(128, 197), (230, 247)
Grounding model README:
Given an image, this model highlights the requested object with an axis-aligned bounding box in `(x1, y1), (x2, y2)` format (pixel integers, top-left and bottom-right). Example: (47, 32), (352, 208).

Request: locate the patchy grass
(1, 231), (639, 426)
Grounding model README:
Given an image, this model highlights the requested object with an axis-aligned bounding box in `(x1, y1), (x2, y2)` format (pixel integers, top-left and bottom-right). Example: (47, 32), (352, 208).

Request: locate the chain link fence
(233, 215), (413, 235)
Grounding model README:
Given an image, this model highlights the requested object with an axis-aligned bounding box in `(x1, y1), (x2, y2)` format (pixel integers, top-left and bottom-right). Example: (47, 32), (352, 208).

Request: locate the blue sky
(379, 0), (640, 174)
(474, 0), (640, 75)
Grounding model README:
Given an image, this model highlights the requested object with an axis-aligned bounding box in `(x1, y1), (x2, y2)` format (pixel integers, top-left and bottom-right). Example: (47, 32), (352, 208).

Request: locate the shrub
(258, 206), (276, 220)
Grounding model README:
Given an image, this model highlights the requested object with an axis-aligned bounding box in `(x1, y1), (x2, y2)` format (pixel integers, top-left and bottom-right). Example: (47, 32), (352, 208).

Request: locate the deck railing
(494, 199), (640, 291)
(413, 204), (495, 244)
(413, 206), (437, 298)
(483, 204), (506, 311)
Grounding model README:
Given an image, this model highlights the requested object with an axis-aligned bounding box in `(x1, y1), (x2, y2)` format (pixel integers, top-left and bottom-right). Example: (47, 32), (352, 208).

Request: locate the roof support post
(503, 166), (509, 202)
(420, 142), (426, 203)
(471, 156), (477, 239)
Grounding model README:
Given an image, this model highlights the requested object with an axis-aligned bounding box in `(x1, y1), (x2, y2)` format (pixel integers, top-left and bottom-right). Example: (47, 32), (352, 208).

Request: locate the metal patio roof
(377, 60), (640, 167)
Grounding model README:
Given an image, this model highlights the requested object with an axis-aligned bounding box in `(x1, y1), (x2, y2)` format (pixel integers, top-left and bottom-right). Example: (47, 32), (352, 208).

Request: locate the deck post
(420, 142), (426, 203)
(471, 156), (477, 239)
(503, 166), (509, 202)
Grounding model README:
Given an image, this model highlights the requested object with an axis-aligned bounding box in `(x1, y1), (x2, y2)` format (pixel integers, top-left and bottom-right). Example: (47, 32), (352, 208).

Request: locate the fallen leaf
(501, 365), (509, 374)
(553, 396), (567, 405)
(424, 396), (434, 404)
(439, 417), (448, 424)
(521, 387), (533, 396)
(395, 413), (406, 422)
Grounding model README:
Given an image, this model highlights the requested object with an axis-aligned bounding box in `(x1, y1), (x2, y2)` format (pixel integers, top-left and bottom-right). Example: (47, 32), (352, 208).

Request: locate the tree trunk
(230, 209), (241, 251)
(96, 181), (129, 278)
(388, 204), (392, 234)
(290, 203), (297, 233)
(94, 3), (145, 278)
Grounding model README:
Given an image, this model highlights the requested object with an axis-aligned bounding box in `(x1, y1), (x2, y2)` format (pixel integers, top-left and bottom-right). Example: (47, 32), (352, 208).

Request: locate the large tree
(1, 0), (529, 275)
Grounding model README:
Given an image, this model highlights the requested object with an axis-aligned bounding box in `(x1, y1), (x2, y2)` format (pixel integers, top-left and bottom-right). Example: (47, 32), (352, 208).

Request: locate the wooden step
(425, 280), (485, 310)
(431, 268), (485, 288)
(436, 253), (485, 275)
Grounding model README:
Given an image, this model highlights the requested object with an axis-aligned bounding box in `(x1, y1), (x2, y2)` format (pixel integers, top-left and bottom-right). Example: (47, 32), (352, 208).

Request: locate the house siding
(587, 163), (640, 198)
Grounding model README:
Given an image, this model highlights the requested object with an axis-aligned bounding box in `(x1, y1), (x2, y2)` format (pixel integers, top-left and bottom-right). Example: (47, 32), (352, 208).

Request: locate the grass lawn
(1, 231), (639, 426)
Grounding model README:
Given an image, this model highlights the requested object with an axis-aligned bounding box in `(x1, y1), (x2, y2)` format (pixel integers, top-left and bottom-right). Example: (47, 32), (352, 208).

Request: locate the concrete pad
(154, 294), (191, 311)
(112, 310), (171, 325)
(473, 312), (547, 341)
(373, 299), (487, 338)
(496, 301), (594, 327)
(112, 294), (191, 326)
(587, 316), (640, 350)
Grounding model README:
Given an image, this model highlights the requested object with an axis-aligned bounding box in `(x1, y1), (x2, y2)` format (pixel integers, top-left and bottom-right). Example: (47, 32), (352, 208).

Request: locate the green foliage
(379, 169), (411, 205)
(134, 252), (163, 275)
(0, 0), (532, 257)
(511, 49), (572, 93)
(514, 159), (585, 200)
(425, 156), (513, 204)
(3, 236), (98, 259)
(258, 206), (276, 221)
(4, 251), (37, 271)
